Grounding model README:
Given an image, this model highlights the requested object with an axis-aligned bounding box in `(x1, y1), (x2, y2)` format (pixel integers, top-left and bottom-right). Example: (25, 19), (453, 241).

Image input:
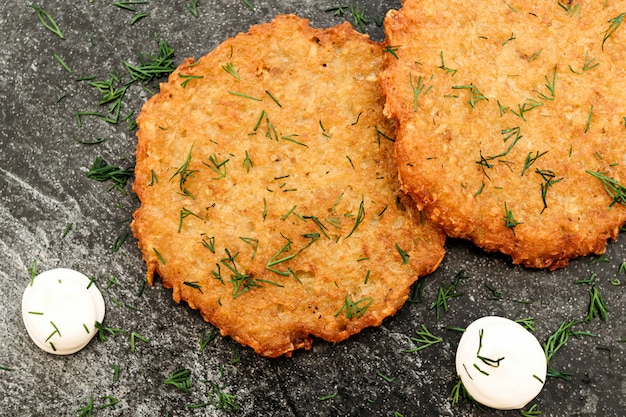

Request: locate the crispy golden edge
(132, 14), (445, 357)
(380, 0), (626, 270)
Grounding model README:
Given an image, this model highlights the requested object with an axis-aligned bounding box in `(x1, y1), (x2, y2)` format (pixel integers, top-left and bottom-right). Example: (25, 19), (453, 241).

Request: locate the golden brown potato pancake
(131, 15), (445, 357)
(380, 0), (626, 269)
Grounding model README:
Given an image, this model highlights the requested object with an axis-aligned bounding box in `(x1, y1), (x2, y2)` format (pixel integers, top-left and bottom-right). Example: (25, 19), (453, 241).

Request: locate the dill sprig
(178, 207), (202, 232)
(335, 293), (374, 319)
(199, 328), (217, 352)
(242, 0), (254, 11)
(430, 282), (462, 319)
(77, 397), (94, 417)
(569, 51), (599, 73)
(164, 367), (193, 394)
(584, 285), (609, 322)
(521, 404), (542, 417)
(344, 198), (365, 238)
(450, 376), (482, 409)
(410, 73), (427, 111)
(536, 66), (556, 101)
(29, 5), (64, 39)
(543, 319), (595, 363)
(204, 154), (230, 179)
(521, 151), (548, 176)
(558, 1), (580, 18)
(510, 98), (543, 121)
(451, 84), (488, 109)
(438, 51), (457, 76)
(125, 36), (175, 83)
(95, 321), (126, 342)
(179, 73), (203, 88)
(206, 381), (240, 411)
(602, 13), (626, 51)
(535, 168), (563, 213)
(187, 0), (199, 17)
(53, 54), (72, 74)
(383, 45), (400, 59)
(503, 202), (522, 231)
(86, 157), (133, 193)
(350, 4), (370, 32)
(129, 332), (148, 353)
(405, 324), (443, 353)
(266, 234), (320, 277)
(586, 170), (626, 207)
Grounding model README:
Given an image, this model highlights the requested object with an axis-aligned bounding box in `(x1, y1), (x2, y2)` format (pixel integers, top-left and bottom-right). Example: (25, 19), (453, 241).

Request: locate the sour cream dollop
(455, 316), (547, 410)
(22, 268), (105, 355)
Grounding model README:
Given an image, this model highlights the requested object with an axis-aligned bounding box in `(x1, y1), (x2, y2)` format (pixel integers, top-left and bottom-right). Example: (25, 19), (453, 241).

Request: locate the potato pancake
(131, 15), (445, 357)
(380, 0), (626, 269)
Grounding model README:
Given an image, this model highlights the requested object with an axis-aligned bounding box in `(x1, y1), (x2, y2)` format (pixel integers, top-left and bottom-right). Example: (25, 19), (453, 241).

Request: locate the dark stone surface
(0, 1), (624, 416)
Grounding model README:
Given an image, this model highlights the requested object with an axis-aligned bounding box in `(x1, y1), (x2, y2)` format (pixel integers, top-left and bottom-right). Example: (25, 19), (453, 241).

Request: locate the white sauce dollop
(22, 268), (105, 355)
(455, 316), (546, 410)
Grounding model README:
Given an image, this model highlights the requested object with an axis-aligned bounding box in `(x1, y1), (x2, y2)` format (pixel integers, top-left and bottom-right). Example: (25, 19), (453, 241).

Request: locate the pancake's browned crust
(131, 15), (445, 357)
(380, 1), (626, 270)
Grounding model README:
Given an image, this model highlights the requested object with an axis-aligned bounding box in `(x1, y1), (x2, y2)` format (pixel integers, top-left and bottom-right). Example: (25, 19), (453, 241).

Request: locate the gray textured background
(1, 1), (624, 416)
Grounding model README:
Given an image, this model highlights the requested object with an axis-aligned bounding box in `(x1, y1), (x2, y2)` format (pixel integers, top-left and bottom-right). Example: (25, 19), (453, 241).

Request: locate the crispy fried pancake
(380, 0), (626, 269)
(131, 15), (445, 357)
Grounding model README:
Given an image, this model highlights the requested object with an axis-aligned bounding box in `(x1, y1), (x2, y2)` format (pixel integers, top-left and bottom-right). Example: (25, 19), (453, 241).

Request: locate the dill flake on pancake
(131, 15), (445, 357)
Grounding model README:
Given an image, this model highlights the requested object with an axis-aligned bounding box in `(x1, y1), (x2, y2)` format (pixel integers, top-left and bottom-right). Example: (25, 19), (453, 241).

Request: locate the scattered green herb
(77, 397), (94, 417)
(188, 0), (199, 17)
(484, 282), (502, 300)
(569, 51), (599, 73)
(410, 73), (427, 111)
(164, 367), (192, 394)
(344, 198), (365, 238)
(243, 0), (254, 11)
(405, 324), (443, 353)
(504, 202), (522, 232)
(62, 222), (73, 238)
(383, 45), (400, 59)
(325, 5), (346, 17)
(183, 281), (203, 293)
(266, 234), (319, 277)
(199, 328), (217, 352)
(535, 168), (563, 213)
(130, 332), (148, 353)
(536, 66), (556, 101)
(335, 293), (374, 319)
(53, 53), (72, 73)
(377, 371), (394, 383)
(586, 170), (626, 207)
(190, 381), (240, 410)
(584, 285), (609, 322)
(29, 5), (64, 39)
(318, 392), (338, 401)
(395, 243), (409, 264)
(521, 404), (542, 417)
(451, 84), (488, 109)
(179, 73), (203, 88)
(438, 51), (457, 76)
(543, 319), (595, 364)
(515, 317), (536, 332)
(350, 4), (369, 32)
(602, 13), (626, 51)
(178, 207), (202, 232)
(99, 396), (119, 410)
(86, 157), (133, 193)
(521, 151), (548, 176)
(125, 36), (176, 83)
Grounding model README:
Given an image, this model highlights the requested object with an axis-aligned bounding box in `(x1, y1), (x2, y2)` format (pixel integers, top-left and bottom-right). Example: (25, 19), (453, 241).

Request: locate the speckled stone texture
(0, 1), (624, 416)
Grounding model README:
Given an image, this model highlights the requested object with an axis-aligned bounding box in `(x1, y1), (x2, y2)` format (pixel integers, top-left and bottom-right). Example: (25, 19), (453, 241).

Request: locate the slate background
(1, 1), (624, 416)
